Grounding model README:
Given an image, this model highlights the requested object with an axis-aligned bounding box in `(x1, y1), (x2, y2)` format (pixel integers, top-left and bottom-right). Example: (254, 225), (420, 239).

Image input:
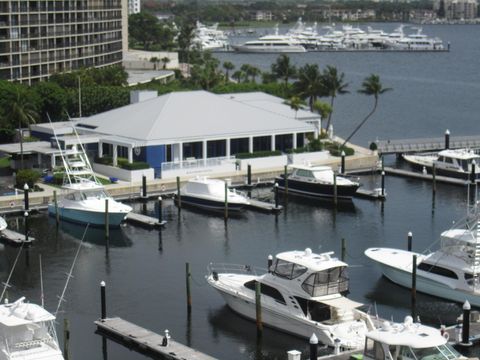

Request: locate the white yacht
(232, 25), (306, 53)
(317, 26), (346, 49)
(207, 248), (375, 349)
(287, 18), (319, 49)
(0, 217), (6, 232)
(175, 177), (249, 212)
(275, 165), (360, 199)
(393, 27), (444, 50)
(0, 297), (64, 360)
(191, 21), (229, 51)
(403, 148), (480, 180)
(365, 194), (480, 306)
(362, 316), (463, 360)
(48, 140), (132, 227)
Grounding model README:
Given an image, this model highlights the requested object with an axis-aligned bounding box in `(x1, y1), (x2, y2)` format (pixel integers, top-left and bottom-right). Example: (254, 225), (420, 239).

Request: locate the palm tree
(271, 54), (297, 86)
(246, 66), (261, 83)
(293, 64), (324, 111)
(149, 57), (159, 70)
(161, 56), (170, 69)
(322, 65), (349, 131)
(312, 100), (332, 137)
(5, 90), (38, 169)
(286, 96), (303, 118)
(341, 74), (392, 148)
(222, 61), (235, 81)
(232, 70), (244, 83)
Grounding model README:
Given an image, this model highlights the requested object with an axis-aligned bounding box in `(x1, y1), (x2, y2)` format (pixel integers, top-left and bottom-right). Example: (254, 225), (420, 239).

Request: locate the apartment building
(0, 0), (128, 84)
(128, 0), (140, 15)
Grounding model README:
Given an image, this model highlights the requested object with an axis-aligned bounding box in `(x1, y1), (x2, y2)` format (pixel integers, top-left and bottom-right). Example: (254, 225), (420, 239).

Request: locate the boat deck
(95, 317), (217, 360)
(0, 229), (35, 245)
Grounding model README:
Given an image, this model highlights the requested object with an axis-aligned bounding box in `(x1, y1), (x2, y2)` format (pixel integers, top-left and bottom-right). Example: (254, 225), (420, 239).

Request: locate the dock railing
(207, 262), (267, 277)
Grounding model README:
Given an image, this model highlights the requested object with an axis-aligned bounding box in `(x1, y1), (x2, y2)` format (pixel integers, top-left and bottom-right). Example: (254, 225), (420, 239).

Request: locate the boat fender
(161, 185), (166, 191)
(212, 271), (218, 281)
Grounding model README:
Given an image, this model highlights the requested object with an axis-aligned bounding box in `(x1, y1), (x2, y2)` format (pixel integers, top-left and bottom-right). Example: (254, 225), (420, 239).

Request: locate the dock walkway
(384, 167), (469, 186)
(376, 136), (480, 155)
(246, 198), (282, 213)
(95, 317), (217, 360)
(0, 229), (35, 245)
(124, 212), (166, 228)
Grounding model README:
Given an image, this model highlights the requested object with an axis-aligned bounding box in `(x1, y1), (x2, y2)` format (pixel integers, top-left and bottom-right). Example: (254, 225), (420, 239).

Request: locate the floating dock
(0, 229), (35, 245)
(124, 212), (166, 228)
(354, 188), (386, 200)
(246, 198), (283, 213)
(95, 317), (217, 360)
(384, 167), (469, 186)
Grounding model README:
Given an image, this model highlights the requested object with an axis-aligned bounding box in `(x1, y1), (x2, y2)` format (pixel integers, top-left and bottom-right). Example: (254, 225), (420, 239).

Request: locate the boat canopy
(0, 299), (55, 327)
(301, 266), (349, 297)
(438, 149), (480, 161)
(275, 249), (347, 272)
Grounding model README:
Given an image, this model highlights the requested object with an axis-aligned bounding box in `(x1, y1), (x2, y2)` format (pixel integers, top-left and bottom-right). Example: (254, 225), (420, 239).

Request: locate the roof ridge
(144, 92), (173, 141)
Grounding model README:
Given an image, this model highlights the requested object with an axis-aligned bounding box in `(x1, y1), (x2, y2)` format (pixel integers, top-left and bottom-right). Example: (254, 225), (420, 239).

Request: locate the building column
(128, 146), (133, 163)
(249, 136), (253, 153)
(98, 141), (103, 158)
(292, 133), (297, 149)
(179, 142), (183, 168)
(226, 138), (230, 158)
(51, 154), (56, 169)
(112, 144), (118, 166)
(203, 140), (207, 165)
(271, 134), (276, 151)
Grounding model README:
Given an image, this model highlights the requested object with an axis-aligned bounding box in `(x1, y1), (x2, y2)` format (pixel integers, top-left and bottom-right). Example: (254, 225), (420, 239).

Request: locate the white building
(434, 0), (478, 19)
(128, 0), (141, 15)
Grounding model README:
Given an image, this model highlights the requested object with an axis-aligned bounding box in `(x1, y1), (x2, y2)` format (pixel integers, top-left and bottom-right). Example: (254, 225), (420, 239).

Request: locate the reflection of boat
(361, 316), (462, 360)
(275, 165), (360, 199)
(365, 192), (480, 306)
(58, 221), (132, 247)
(0, 297), (64, 360)
(207, 248), (374, 349)
(47, 132), (132, 226)
(175, 177), (249, 212)
(402, 148), (480, 180)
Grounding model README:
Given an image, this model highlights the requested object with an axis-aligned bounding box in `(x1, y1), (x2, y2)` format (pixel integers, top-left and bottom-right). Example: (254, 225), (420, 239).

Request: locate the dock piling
(255, 282), (262, 335)
(104, 199), (109, 240)
(471, 160), (476, 185)
(186, 262), (192, 313)
(309, 334), (318, 360)
(284, 165), (288, 195)
(176, 176), (181, 210)
(53, 190), (59, 226)
(100, 281), (106, 320)
(267, 255), (273, 272)
(341, 238), (346, 262)
(432, 164), (437, 193)
(461, 300), (472, 346)
(333, 173), (338, 206)
(411, 254), (417, 320)
(247, 164), (252, 186)
(23, 183), (29, 211)
(142, 175), (147, 198)
(158, 197), (163, 223)
(381, 171), (385, 197)
(224, 182), (228, 221)
(64, 318), (70, 360)
(408, 231), (413, 252)
(23, 211), (29, 242)
(274, 183), (279, 209)
(445, 129), (450, 149)
(341, 151), (346, 174)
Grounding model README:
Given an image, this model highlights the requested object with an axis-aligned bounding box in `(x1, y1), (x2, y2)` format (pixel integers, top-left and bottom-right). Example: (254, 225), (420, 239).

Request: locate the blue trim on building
(145, 145), (166, 178)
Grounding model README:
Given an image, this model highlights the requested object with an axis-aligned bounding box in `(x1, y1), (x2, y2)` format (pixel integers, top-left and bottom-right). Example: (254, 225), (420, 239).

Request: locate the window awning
(318, 297), (363, 309)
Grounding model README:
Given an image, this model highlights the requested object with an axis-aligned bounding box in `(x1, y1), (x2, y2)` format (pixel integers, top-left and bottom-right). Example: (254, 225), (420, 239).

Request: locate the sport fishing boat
(175, 177), (249, 212)
(402, 148), (480, 180)
(361, 316), (463, 360)
(275, 165), (360, 199)
(0, 297), (64, 360)
(207, 248), (375, 349)
(47, 136), (131, 227)
(365, 190), (480, 306)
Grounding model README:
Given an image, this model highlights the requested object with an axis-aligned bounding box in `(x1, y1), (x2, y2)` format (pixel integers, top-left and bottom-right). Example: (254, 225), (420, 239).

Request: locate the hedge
(15, 169), (41, 188)
(236, 150), (282, 159)
(95, 156), (113, 165)
(120, 161), (150, 170)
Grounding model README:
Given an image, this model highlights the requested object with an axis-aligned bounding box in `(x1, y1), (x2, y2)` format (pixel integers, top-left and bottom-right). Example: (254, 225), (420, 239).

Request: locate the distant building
(128, 0), (141, 15)
(434, 0), (478, 19)
(251, 10), (273, 21)
(317, 8), (376, 21)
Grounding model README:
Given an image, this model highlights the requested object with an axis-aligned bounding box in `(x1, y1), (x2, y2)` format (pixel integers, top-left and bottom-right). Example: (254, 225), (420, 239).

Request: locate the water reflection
(57, 221), (132, 247)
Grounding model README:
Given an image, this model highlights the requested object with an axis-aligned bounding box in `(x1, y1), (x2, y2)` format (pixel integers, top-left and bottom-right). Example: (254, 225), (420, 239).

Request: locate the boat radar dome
(304, 248), (312, 257)
(382, 321), (392, 331)
(404, 315), (414, 326)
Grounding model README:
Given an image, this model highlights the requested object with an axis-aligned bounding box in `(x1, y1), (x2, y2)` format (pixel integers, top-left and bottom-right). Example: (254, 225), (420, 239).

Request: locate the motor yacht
(47, 140), (132, 227)
(0, 297), (64, 360)
(365, 193), (480, 306)
(275, 165), (360, 199)
(232, 25), (306, 53)
(207, 248), (375, 349)
(175, 177), (249, 212)
(402, 148), (480, 180)
(191, 21), (229, 51)
(392, 27), (444, 50)
(362, 316), (463, 360)
(0, 217), (6, 232)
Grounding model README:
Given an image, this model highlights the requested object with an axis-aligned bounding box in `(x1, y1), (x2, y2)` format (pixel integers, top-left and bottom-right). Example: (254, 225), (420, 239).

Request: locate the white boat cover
(318, 296), (363, 309)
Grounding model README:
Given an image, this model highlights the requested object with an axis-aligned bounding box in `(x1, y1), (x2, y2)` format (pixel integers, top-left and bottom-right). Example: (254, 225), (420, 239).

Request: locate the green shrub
(328, 146), (355, 157)
(117, 157), (129, 166)
(53, 172), (64, 185)
(15, 169), (41, 188)
(120, 161), (150, 170)
(95, 156), (113, 165)
(236, 150), (282, 159)
(369, 142), (378, 151)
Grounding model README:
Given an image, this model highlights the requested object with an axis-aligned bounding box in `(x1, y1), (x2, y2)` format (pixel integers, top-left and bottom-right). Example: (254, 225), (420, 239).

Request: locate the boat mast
(0, 242), (25, 303)
(39, 254), (44, 308)
(47, 113), (73, 186)
(70, 121), (101, 185)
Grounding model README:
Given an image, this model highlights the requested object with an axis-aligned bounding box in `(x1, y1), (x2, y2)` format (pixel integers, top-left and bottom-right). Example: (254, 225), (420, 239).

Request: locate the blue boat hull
(48, 205), (128, 227)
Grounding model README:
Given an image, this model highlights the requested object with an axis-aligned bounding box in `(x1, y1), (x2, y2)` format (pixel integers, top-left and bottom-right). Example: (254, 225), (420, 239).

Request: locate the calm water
(2, 24), (480, 360)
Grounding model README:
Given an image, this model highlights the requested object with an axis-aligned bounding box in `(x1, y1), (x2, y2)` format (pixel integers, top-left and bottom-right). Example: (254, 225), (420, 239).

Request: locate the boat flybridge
(365, 188), (480, 306)
(47, 131), (132, 227)
(207, 248), (375, 349)
(0, 297), (64, 360)
(362, 316), (464, 360)
(403, 148), (480, 180)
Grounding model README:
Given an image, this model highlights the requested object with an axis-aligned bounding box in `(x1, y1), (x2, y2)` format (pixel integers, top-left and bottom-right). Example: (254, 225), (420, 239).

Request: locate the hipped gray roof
(76, 90), (315, 146)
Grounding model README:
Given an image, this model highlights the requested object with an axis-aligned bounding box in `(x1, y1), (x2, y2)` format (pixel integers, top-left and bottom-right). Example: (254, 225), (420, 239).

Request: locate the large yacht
(207, 248), (375, 349)
(402, 148), (480, 180)
(0, 297), (64, 360)
(365, 192), (480, 306)
(192, 21), (229, 51)
(393, 27), (444, 50)
(232, 25), (306, 53)
(275, 165), (360, 199)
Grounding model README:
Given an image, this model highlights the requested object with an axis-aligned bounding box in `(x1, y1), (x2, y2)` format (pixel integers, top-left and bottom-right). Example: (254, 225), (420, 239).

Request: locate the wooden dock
(0, 229), (35, 245)
(354, 188), (386, 200)
(376, 135), (480, 155)
(95, 317), (217, 360)
(124, 212), (166, 228)
(246, 198), (283, 213)
(384, 167), (469, 186)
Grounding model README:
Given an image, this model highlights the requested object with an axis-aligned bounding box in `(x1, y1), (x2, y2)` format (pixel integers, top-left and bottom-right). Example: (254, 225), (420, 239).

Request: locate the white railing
(161, 156), (236, 172)
(207, 262), (267, 276)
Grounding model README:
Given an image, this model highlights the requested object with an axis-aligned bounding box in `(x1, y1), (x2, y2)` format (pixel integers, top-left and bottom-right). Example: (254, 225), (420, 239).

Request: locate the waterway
(1, 23), (480, 359)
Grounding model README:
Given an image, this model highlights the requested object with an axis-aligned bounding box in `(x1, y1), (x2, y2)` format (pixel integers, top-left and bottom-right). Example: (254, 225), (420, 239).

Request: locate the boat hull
(402, 155), (480, 180)
(48, 205), (128, 227)
(174, 194), (245, 212)
(275, 176), (359, 199)
(232, 45), (306, 53)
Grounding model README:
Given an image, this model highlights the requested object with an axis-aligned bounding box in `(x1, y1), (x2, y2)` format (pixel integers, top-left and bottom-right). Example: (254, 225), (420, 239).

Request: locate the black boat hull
(174, 194), (245, 212)
(275, 176), (359, 199)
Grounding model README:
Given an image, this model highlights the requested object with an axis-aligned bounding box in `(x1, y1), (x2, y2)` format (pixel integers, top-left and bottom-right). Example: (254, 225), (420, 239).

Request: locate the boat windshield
(80, 190), (108, 200)
(400, 344), (460, 360)
(301, 266), (349, 296)
(273, 259), (308, 279)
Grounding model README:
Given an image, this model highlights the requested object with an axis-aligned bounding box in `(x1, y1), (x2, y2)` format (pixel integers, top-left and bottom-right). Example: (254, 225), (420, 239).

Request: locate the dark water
(2, 24), (480, 360)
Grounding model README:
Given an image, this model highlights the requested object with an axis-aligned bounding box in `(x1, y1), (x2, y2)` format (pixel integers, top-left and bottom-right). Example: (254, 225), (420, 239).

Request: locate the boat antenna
(55, 224), (88, 317)
(39, 254), (44, 308)
(0, 242), (25, 303)
(47, 113), (73, 186)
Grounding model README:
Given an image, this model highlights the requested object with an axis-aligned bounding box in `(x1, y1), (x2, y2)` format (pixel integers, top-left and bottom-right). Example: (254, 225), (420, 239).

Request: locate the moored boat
(207, 248), (375, 349)
(275, 165), (360, 199)
(232, 25), (306, 53)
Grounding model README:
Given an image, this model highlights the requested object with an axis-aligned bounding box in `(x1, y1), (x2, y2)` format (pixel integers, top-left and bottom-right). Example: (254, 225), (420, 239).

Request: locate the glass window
(243, 280), (286, 305)
(301, 267), (349, 296)
(399, 346), (415, 360)
(274, 259), (294, 278)
(417, 263), (458, 279)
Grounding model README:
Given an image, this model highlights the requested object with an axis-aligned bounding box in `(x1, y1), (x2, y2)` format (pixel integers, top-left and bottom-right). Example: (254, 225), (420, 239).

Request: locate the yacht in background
(192, 21), (228, 51)
(232, 25), (306, 53)
(207, 248), (375, 349)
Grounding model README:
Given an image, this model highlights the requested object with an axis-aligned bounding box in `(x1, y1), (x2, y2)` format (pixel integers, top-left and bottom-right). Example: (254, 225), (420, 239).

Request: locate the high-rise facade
(0, 0), (128, 84)
(128, 0), (140, 15)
